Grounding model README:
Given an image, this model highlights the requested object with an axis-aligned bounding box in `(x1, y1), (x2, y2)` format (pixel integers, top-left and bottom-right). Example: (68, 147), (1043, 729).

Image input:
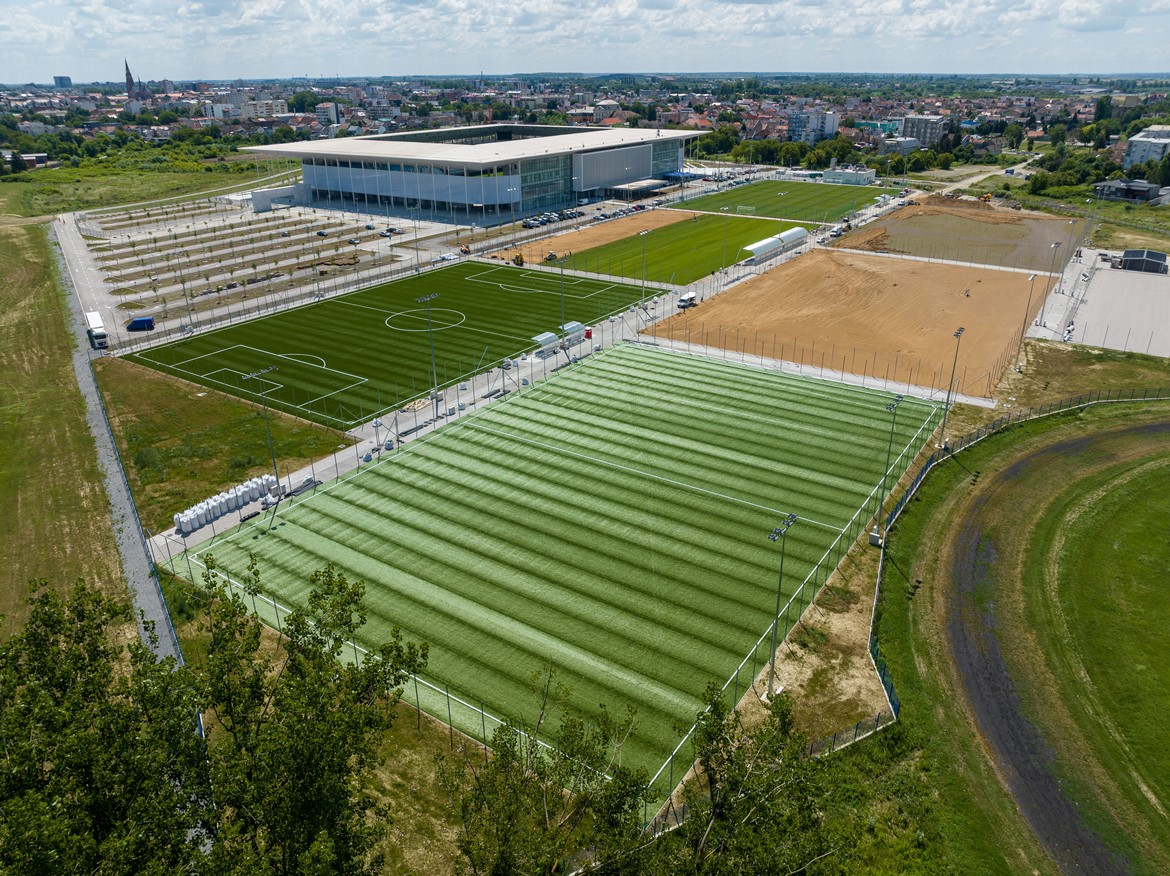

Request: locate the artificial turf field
(556, 213), (807, 286)
(183, 344), (941, 795)
(683, 179), (895, 224)
(129, 262), (659, 428)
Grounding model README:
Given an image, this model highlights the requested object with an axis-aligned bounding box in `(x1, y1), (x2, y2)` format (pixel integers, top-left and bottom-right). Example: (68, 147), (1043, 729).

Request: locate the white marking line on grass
(464, 266), (626, 302)
(279, 352), (327, 367)
(463, 420), (841, 531)
(331, 297), (533, 345)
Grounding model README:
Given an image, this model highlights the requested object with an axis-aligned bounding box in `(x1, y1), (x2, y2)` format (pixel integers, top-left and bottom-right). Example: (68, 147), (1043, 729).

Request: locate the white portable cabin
(678, 291), (697, 308)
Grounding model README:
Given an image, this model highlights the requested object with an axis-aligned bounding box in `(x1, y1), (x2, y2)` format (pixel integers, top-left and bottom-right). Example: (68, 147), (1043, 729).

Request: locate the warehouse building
(245, 124), (697, 223)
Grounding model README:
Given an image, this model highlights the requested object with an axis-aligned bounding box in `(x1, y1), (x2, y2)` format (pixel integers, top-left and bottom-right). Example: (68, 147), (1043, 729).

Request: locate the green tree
(7, 150), (28, 173)
(198, 557), (428, 874)
(437, 667), (650, 875)
(1003, 123), (1024, 149)
(0, 581), (211, 873)
(1094, 95), (1113, 123)
(646, 687), (854, 874)
(1047, 123), (1067, 145)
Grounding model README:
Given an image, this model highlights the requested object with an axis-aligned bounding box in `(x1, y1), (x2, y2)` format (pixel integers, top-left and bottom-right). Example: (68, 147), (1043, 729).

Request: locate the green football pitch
(558, 213), (808, 286)
(182, 344), (941, 796)
(683, 179), (895, 224)
(130, 262), (661, 429)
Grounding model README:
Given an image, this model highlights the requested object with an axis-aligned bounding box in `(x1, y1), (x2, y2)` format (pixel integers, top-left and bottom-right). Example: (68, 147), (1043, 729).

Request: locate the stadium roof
(245, 125), (696, 168)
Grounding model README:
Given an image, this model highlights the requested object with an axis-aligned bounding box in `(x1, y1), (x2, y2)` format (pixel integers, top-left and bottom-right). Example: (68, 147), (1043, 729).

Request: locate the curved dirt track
(945, 418), (1170, 876)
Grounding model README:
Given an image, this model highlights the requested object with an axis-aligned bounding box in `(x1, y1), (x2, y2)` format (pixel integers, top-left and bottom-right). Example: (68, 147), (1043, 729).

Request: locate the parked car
(316, 230), (329, 237)
(347, 237), (361, 245)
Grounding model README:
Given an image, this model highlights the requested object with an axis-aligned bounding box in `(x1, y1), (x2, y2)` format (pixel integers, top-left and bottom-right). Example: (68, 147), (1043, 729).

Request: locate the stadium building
(245, 124), (697, 223)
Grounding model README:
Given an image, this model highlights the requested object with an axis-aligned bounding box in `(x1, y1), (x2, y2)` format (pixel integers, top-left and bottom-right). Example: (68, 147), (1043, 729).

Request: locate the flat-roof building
(245, 124), (697, 222)
(899, 115), (949, 147)
(1122, 125), (1170, 168)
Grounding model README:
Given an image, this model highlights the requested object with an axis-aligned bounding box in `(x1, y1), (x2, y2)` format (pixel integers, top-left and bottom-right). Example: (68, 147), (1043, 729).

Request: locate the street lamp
(878, 396), (904, 541)
(939, 327), (965, 450)
(242, 366), (282, 510)
(1057, 220), (1076, 294)
(640, 232), (648, 306)
(1039, 241), (1062, 327)
(720, 206), (730, 272)
(1014, 274), (1037, 371)
(767, 513), (798, 699)
(417, 293), (441, 419)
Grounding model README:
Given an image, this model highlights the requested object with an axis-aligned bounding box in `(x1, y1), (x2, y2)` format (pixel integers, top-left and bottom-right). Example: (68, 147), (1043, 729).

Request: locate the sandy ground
(844, 196), (1084, 273)
(649, 249), (1049, 398)
(497, 209), (690, 267)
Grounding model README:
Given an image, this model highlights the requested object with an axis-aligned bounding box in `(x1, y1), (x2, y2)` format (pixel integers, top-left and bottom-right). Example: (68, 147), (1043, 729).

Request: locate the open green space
(181, 344), (940, 797)
(881, 402), (1170, 875)
(92, 356), (350, 533)
(0, 224), (124, 633)
(0, 161), (290, 218)
(1022, 455), (1170, 872)
(130, 262), (662, 428)
(682, 179), (894, 224)
(558, 213), (804, 285)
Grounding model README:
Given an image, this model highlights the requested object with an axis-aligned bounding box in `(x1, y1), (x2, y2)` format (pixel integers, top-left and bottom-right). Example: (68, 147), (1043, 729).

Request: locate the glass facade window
(520, 155), (571, 212)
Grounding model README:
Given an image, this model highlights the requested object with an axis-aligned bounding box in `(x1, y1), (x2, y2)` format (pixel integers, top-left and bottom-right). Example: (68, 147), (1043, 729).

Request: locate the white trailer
(85, 311), (108, 349)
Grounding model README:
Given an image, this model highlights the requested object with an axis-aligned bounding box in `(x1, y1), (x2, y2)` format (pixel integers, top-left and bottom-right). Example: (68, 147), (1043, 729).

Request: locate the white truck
(85, 311), (108, 349)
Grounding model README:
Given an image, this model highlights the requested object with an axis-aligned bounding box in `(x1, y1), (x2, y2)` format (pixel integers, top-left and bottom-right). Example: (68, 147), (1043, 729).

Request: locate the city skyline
(2, 0), (1169, 85)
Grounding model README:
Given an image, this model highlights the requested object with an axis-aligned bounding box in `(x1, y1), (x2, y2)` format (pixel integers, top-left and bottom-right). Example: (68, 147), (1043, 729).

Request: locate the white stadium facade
(245, 124), (698, 223)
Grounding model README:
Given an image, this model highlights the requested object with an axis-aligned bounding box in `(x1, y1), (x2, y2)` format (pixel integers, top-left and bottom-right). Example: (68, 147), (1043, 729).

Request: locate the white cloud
(2, 0), (1168, 82)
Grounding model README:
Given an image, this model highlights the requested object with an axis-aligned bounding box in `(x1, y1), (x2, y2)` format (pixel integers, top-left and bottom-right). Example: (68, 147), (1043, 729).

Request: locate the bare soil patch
(843, 197), (1084, 272)
(497, 209), (689, 267)
(650, 249), (1043, 397)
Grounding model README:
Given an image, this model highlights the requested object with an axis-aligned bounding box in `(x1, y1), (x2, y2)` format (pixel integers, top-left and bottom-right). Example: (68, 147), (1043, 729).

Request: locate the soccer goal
(735, 205), (756, 215)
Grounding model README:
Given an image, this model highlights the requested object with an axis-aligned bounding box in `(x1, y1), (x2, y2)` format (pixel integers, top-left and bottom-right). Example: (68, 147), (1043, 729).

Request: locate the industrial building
(245, 124), (697, 223)
(1117, 249), (1168, 274)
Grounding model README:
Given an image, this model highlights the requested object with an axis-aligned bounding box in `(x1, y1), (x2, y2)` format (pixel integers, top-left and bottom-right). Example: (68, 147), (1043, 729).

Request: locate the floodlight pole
(880, 396), (903, 539)
(560, 261), (566, 349)
(242, 366), (281, 487)
(640, 233), (647, 306)
(939, 327), (964, 450)
(1039, 242), (1061, 327)
(767, 513), (798, 699)
(1015, 274), (1037, 371)
(417, 293), (440, 420)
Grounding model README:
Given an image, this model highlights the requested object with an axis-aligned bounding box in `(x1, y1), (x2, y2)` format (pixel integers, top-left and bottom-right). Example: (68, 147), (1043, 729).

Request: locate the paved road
(49, 223), (184, 662)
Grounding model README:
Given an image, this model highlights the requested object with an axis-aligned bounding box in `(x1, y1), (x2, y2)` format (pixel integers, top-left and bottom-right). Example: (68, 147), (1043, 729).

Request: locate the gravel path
(50, 222), (183, 662)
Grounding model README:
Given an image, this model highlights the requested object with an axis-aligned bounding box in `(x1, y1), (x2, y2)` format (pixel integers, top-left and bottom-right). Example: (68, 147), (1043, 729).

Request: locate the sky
(2, 0), (1169, 85)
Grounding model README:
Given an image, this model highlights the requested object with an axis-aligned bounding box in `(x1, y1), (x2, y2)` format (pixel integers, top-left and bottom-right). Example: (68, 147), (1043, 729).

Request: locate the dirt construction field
(499, 208), (689, 266)
(649, 249), (1052, 398)
(843, 196), (1085, 273)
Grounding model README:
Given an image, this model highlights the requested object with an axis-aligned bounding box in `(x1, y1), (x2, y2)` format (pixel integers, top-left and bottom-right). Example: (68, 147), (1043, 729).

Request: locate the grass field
(0, 162), (290, 218)
(0, 223), (125, 633)
(556, 213), (806, 285)
(181, 344), (941, 795)
(92, 356), (350, 533)
(130, 262), (658, 429)
(682, 179), (894, 224)
(884, 403), (1170, 874)
(1022, 448), (1170, 872)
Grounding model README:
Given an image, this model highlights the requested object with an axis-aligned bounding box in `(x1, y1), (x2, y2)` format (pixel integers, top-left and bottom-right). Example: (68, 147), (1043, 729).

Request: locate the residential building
(1123, 126), (1170, 168)
(899, 114), (949, 147)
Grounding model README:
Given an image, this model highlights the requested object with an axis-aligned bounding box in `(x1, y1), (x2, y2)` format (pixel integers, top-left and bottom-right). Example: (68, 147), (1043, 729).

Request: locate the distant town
(3, 69), (1170, 178)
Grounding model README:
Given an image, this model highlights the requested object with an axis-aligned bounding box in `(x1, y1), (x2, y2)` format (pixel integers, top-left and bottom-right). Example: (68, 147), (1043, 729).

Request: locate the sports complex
(80, 161), (1147, 821)
(180, 343), (941, 795)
